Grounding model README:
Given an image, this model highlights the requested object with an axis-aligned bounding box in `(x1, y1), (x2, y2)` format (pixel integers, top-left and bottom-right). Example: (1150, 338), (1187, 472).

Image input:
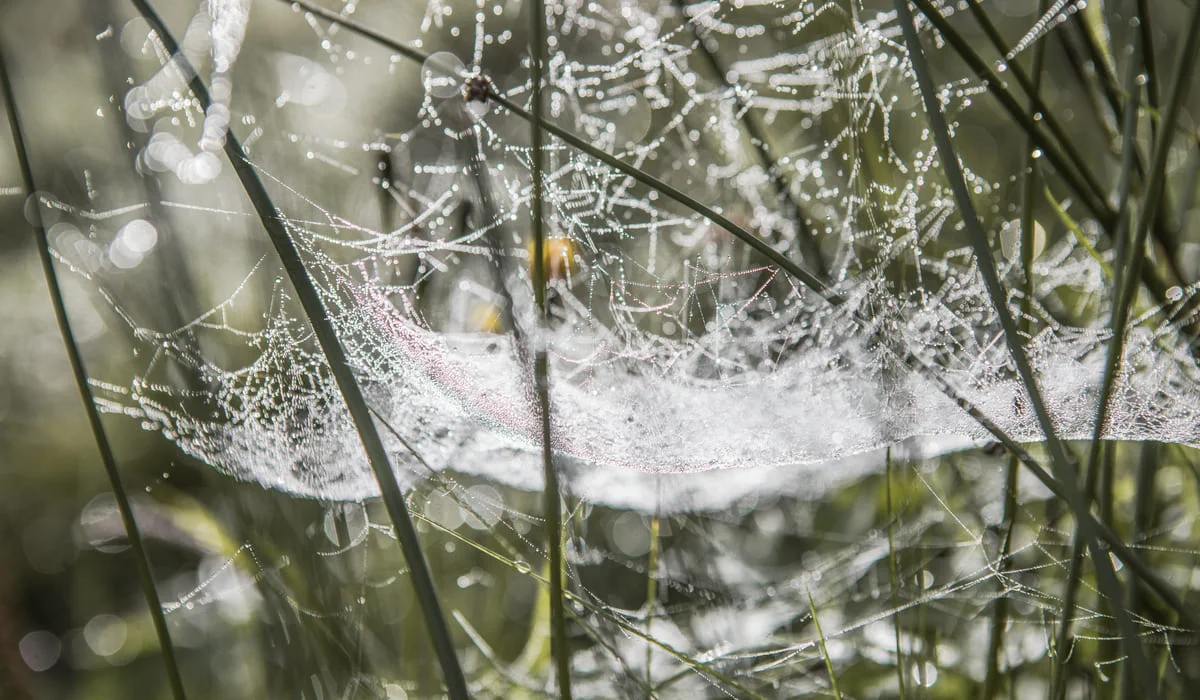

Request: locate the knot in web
(462, 72), (497, 103)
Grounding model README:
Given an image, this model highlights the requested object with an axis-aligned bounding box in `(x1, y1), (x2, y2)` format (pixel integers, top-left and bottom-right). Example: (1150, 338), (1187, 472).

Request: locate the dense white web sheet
(56, 0), (1200, 509)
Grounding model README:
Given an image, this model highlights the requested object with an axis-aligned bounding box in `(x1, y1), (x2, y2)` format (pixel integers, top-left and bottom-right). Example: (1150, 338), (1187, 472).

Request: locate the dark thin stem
(493, 92), (839, 301)
(527, 0), (572, 696)
(981, 454), (1020, 700)
(983, 1), (1050, 691)
(807, 590), (842, 700)
(886, 449), (908, 700)
(0, 42), (187, 700)
(1136, 1), (1161, 140)
(909, 0), (1110, 223)
(892, 2), (1157, 693)
(129, 2), (468, 696)
(1069, 10), (1123, 132)
(279, 0), (1200, 631)
(1051, 32), (1146, 700)
(1121, 442), (1159, 700)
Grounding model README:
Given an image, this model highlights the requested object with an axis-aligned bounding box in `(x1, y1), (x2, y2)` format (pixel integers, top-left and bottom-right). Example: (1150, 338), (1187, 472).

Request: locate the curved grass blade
(1044, 187), (1114, 279)
(127, 2), (468, 696)
(891, 2), (1157, 693)
(279, 0), (1199, 632)
(0, 42), (187, 700)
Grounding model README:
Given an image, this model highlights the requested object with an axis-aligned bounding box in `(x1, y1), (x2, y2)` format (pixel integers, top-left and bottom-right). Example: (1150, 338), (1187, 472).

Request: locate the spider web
(28, 0), (1200, 695)
(63, 0), (1200, 508)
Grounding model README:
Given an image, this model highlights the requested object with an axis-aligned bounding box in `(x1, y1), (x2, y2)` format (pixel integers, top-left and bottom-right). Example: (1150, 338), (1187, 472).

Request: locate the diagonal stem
(892, 1), (1157, 693)
(0, 41), (187, 700)
(128, 2), (469, 696)
(1052, 30), (1146, 700)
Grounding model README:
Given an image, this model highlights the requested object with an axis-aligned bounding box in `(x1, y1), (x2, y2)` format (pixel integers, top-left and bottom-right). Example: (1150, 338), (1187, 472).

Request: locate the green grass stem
(983, 3), (1047, 690)
(893, 1), (1157, 693)
(645, 513), (661, 693)
(527, 0), (572, 696)
(1122, 442), (1159, 699)
(806, 589), (842, 700)
(885, 449), (908, 700)
(0, 41), (187, 700)
(1044, 187), (1114, 279)
(1051, 33), (1146, 700)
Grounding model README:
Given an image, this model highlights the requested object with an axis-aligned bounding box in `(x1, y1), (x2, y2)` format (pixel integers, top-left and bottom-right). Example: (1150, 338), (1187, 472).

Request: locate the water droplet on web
(421, 51), (466, 99)
(911, 661), (939, 688)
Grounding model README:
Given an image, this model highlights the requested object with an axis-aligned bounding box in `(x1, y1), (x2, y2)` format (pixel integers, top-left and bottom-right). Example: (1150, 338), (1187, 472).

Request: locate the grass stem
(806, 589), (842, 700)
(527, 0), (572, 696)
(886, 449), (908, 700)
(893, 1), (1157, 693)
(0, 40), (187, 700)
(1051, 31), (1146, 700)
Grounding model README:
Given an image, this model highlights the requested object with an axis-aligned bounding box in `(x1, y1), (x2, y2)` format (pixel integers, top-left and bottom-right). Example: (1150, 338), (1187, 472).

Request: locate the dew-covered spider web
(17, 0), (1200, 695)
(55, 0), (1199, 508)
